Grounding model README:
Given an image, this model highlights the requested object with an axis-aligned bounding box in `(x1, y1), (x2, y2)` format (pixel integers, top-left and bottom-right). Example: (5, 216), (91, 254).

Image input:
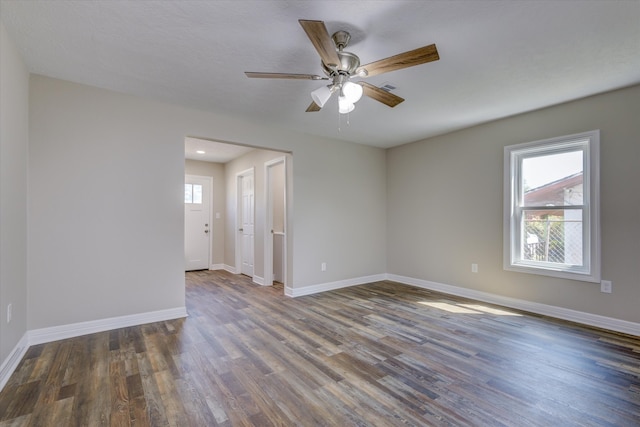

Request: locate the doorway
(184, 175), (212, 271)
(264, 157), (287, 287)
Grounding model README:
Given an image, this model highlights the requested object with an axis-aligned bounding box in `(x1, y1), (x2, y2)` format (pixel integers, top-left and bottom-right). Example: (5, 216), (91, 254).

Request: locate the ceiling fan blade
(359, 82), (405, 107)
(357, 44), (439, 78)
(305, 101), (322, 112)
(245, 72), (328, 80)
(298, 20), (341, 69)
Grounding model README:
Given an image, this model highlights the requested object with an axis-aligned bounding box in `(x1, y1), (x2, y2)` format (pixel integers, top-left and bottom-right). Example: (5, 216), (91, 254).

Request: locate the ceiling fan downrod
(332, 30), (351, 51)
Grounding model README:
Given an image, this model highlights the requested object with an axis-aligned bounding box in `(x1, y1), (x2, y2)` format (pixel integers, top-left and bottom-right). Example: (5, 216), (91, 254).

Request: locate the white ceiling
(184, 137), (255, 163)
(2, 1), (639, 149)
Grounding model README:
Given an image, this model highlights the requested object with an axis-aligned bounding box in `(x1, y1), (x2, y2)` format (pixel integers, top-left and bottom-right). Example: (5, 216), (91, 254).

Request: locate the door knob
(204, 230), (209, 233)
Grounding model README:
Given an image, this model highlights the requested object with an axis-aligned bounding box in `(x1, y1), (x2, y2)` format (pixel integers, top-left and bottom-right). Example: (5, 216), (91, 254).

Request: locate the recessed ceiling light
(196, 150), (206, 154)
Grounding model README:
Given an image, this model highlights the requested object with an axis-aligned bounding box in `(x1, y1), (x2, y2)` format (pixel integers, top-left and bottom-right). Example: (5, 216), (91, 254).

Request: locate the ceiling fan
(245, 19), (439, 114)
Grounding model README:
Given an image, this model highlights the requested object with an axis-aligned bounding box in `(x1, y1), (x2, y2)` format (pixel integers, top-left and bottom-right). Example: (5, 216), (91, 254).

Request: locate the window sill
(504, 262), (600, 283)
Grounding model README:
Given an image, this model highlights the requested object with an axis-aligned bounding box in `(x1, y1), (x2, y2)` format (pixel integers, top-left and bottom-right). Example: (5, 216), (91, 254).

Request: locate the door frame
(235, 167), (255, 278)
(263, 156), (287, 287)
(184, 174), (213, 270)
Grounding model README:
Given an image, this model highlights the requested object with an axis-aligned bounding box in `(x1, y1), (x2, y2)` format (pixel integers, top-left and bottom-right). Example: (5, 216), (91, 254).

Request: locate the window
(184, 184), (203, 204)
(504, 130), (600, 282)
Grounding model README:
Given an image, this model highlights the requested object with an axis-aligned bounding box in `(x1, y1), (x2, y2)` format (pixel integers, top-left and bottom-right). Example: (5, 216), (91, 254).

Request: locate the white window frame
(503, 130), (600, 282)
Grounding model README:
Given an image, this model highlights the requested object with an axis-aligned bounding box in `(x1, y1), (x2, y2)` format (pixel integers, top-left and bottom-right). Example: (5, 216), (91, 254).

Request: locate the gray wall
(0, 24), (29, 365)
(185, 159), (226, 267)
(27, 74), (388, 329)
(292, 140), (388, 286)
(387, 84), (640, 323)
(28, 76), (186, 329)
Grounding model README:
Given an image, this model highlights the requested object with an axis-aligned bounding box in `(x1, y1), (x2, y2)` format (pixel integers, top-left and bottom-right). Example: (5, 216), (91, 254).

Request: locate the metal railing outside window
(523, 217), (583, 264)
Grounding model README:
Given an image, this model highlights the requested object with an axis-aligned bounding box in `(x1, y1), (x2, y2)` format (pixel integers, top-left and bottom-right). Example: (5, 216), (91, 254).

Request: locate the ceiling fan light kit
(245, 19), (439, 116)
(342, 82), (363, 103)
(338, 96), (355, 114)
(311, 85), (333, 108)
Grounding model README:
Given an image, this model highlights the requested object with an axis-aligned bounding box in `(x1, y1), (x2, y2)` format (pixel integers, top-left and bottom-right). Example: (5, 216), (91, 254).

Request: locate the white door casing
(184, 175), (212, 271)
(237, 169), (255, 277)
(264, 157), (287, 288)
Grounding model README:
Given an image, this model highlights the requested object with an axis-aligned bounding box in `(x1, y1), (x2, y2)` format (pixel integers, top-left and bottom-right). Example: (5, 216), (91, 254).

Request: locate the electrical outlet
(600, 280), (612, 294)
(471, 263), (478, 273)
(7, 303), (12, 324)
(321, 262), (327, 272)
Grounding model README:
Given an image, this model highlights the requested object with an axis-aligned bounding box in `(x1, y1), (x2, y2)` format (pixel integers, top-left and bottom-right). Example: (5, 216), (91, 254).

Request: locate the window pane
(193, 184), (203, 204)
(522, 209), (583, 266)
(185, 184), (193, 204)
(522, 151), (583, 207)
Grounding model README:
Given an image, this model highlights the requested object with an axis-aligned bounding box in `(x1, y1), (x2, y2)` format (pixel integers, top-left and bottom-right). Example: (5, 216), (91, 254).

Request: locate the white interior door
(185, 175), (211, 271)
(240, 171), (254, 276)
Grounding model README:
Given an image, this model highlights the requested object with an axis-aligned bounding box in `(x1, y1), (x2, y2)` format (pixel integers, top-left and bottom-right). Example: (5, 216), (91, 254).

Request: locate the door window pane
(185, 184), (193, 203)
(185, 183), (203, 204)
(193, 184), (203, 204)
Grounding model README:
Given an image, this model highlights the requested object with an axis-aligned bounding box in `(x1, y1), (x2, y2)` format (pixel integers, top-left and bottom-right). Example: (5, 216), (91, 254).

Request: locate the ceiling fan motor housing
(321, 51), (360, 76)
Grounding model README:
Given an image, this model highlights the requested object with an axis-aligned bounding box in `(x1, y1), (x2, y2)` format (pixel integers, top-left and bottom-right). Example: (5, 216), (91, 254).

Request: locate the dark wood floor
(1, 270), (639, 426)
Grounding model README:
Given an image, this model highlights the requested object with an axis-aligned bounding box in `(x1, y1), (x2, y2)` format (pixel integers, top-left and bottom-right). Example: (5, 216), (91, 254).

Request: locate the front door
(184, 175), (211, 271)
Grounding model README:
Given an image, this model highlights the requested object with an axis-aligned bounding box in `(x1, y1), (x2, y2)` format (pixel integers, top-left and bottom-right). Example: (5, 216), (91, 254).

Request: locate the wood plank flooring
(1, 270), (639, 426)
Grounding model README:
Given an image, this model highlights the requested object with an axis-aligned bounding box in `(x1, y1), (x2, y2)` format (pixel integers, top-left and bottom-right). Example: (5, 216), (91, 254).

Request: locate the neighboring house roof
(524, 172), (583, 206)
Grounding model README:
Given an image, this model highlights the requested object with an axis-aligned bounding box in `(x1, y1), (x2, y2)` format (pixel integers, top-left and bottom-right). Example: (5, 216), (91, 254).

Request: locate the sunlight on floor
(418, 301), (522, 316)
(459, 304), (522, 316)
(418, 302), (481, 314)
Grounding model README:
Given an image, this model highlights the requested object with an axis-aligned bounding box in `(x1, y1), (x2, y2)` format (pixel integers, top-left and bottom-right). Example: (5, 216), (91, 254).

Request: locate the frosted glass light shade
(311, 85), (332, 107)
(338, 96), (355, 114)
(342, 82), (363, 103)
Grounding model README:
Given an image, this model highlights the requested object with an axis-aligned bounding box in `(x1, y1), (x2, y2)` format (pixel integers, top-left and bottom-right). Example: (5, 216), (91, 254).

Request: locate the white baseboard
(253, 275), (266, 286)
(223, 264), (237, 274)
(1, 307), (188, 392)
(0, 333), (29, 391)
(287, 274), (387, 298)
(28, 306), (188, 346)
(388, 274), (640, 336)
(209, 263), (225, 270)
